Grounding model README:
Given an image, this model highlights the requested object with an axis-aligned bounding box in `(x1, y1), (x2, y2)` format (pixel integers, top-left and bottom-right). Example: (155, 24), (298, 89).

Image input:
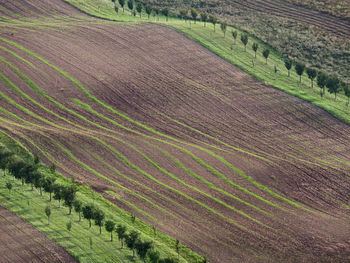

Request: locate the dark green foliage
(284, 58), (293, 77)
(82, 203), (95, 228)
(145, 5), (152, 19)
(190, 8), (198, 23)
(262, 49), (270, 64)
(33, 173), (44, 196)
(105, 220), (116, 241)
(93, 207), (105, 234)
(317, 71), (328, 98)
(344, 83), (350, 106)
(66, 221), (72, 235)
(136, 2), (142, 17)
(252, 43), (258, 58)
(209, 15), (217, 31)
(43, 176), (56, 201)
(131, 213), (136, 228)
(295, 62), (305, 84)
(33, 154), (40, 165)
(162, 8), (169, 21)
(116, 224), (127, 249)
(119, 0), (125, 12)
(147, 250), (160, 263)
(0, 145), (13, 177)
(45, 205), (51, 225)
(180, 9), (187, 20)
(200, 13), (208, 26)
(175, 239), (180, 260)
(73, 199), (83, 221)
(306, 68), (317, 88)
(241, 34), (248, 51)
(159, 258), (177, 263)
(220, 22), (227, 37)
(232, 30), (238, 44)
(125, 230), (140, 258)
(135, 239), (153, 261)
(49, 163), (56, 174)
(202, 256), (209, 263)
(127, 0), (133, 11)
(6, 181), (12, 200)
(326, 75), (341, 100)
(53, 184), (64, 208)
(63, 182), (78, 214)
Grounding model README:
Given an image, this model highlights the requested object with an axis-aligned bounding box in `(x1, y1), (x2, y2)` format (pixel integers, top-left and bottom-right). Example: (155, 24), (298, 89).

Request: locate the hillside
(1, 0), (350, 262)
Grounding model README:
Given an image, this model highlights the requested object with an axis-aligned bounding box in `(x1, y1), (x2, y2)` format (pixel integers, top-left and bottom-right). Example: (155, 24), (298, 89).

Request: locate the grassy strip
(0, 130), (202, 263)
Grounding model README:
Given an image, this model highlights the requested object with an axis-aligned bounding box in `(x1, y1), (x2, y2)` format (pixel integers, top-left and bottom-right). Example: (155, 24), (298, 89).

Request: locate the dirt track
(1, 0), (350, 262)
(0, 205), (77, 263)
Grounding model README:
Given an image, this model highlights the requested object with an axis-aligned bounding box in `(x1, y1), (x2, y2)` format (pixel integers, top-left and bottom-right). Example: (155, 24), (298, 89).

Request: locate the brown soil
(1, 0), (350, 262)
(0, 205), (77, 263)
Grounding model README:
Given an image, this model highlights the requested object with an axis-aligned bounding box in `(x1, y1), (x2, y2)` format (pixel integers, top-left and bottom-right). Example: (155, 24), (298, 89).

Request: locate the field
(0, 204), (77, 263)
(1, 0), (350, 262)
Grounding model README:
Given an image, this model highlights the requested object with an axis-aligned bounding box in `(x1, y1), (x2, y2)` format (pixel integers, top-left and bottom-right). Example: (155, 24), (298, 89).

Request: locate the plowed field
(1, 0), (350, 262)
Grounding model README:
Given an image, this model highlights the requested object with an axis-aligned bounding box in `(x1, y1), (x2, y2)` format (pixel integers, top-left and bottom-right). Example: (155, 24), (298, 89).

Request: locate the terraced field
(0, 205), (77, 263)
(1, 0), (350, 262)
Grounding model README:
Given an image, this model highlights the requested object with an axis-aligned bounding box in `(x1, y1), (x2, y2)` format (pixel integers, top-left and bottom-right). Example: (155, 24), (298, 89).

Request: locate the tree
(125, 230), (140, 259)
(93, 207), (105, 234)
(136, 2), (142, 18)
(116, 224), (127, 249)
(209, 15), (217, 32)
(152, 225), (157, 241)
(326, 75), (341, 100)
(33, 173), (44, 196)
(49, 163), (56, 174)
(241, 34), (248, 51)
(147, 250), (160, 263)
(153, 8), (160, 21)
(317, 71), (328, 98)
(127, 0), (133, 11)
(295, 62), (305, 85)
(232, 30), (238, 44)
(63, 182), (77, 215)
(344, 83), (350, 106)
(82, 204), (94, 228)
(66, 221), (72, 237)
(306, 68), (317, 88)
(136, 240), (153, 262)
(202, 256), (209, 263)
(200, 13), (208, 27)
(33, 154), (40, 165)
(175, 239), (181, 261)
(53, 184), (64, 208)
(45, 206), (51, 225)
(0, 146), (13, 176)
(159, 258), (177, 263)
(43, 176), (56, 201)
(119, 0), (125, 12)
(161, 8), (169, 22)
(190, 8), (198, 23)
(73, 199), (83, 221)
(220, 22), (227, 38)
(6, 181), (12, 200)
(284, 58), (292, 77)
(89, 237), (93, 255)
(252, 43), (258, 58)
(105, 220), (115, 241)
(145, 5), (152, 19)
(131, 213), (136, 229)
(180, 9), (187, 21)
(262, 49), (270, 64)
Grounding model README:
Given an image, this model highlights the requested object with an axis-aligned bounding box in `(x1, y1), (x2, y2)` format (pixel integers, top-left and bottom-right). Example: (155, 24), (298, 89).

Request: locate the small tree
(202, 256), (209, 263)
(232, 30), (238, 44)
(344, 83), (350, 106)
(43, 176), (56, 201)
(33, 173), (44, 196)
(326, 75), (341, 100)
(6, 181), (12, 200)
(73, 199), (83, 221)
(145, 5), (152, 19)
(153, 8), (160, 21)
(119, 0), (125, 12)
(180, 9), (187, 21)
(93, 207), (105, 234)
(136, 2), (142, 18)
(306, 68), (317, 88)
(116, 224), (127, 249)
(136, 240), (153, 262)
(262, 49), (270, 64)
(63, 182), (77, 215)
(45, 206), (51, 225)
(284, 58), (293, 77)
(220, 22), (227, 37)
(125, 230), (140, 259)
(209, 15), (217, 32)
(131, 213), (136, 229)
(162, 8), (169, 22)
(190, 8), (198, 23)
(66, 221), (72, 237)
(82, 204), (94, 228)
(200, 13), (208, 27)
(240, 34), (248, 51)
(152, 225), (157, 241)
(53, 184), (64, 208)
(105, 220), (116, 241)
(0, 147), (13, 177)
(147, 250), (160, 263)
(252, 43), (258, 58)
(159, 258), (177, 263)
(175, 239), (181, 261)
(295, 62), (305, 85)
(89, 237), (93, 255)
(49, 163), (56, 174)
(127, 0), (133, 12)
(317, 71), (328, 98)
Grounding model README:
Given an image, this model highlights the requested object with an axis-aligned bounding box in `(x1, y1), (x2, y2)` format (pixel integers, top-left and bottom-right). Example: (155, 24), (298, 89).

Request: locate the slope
(1, 0), (350, 262)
